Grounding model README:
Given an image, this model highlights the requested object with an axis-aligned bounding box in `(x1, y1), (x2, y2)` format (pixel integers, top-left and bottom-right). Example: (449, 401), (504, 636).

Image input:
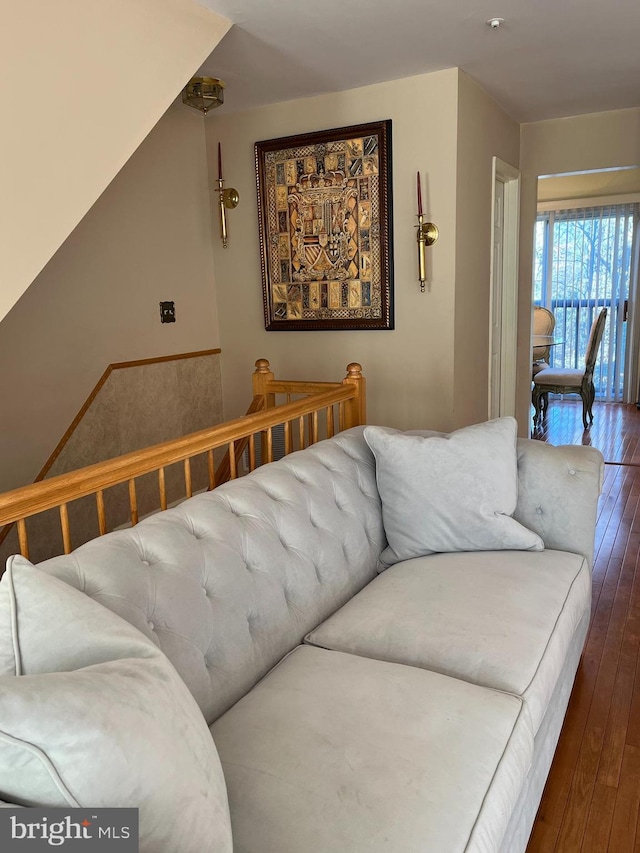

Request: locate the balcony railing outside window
(533, 203), (638, 401)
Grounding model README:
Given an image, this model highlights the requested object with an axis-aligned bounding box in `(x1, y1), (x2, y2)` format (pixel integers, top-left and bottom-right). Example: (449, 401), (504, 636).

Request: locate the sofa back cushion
(38, 429), (384, 724)
(364, 420), (544, 566)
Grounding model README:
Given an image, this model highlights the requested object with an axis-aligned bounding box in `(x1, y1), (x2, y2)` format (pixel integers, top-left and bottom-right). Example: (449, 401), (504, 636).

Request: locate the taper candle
(417, 171), (423, 216)
(218, 143), (223, 182)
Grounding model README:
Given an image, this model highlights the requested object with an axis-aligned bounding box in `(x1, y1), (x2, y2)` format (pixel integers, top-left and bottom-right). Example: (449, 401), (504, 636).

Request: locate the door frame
(488, 157), (520, 418)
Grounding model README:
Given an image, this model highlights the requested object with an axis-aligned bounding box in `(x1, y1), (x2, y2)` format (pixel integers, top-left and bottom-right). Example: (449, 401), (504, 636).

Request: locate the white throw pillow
(364, 419), (544, 568)
(0, 555), (232, 853)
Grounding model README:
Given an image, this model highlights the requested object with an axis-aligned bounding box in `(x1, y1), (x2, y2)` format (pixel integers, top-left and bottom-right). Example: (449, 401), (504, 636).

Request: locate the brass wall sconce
(416, 172), (438, 292)
(216, 143), (239, 248)
(180, 78), (239, 248)
(182, 77), (225, 114)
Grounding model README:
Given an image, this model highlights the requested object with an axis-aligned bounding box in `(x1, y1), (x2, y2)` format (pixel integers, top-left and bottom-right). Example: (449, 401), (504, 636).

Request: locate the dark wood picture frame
(255, 119), (394, 331)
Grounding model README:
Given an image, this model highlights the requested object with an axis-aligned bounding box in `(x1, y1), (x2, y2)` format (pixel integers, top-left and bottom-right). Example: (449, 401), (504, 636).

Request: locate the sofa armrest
(514, 439), (604, 569)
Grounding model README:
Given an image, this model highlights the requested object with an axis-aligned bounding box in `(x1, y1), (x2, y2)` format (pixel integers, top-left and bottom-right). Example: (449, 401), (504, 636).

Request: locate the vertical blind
(533, 203), (638, 401)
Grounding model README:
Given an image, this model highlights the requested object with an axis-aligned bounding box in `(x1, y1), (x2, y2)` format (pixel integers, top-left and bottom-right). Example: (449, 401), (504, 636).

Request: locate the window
(533, 203), (638, 401)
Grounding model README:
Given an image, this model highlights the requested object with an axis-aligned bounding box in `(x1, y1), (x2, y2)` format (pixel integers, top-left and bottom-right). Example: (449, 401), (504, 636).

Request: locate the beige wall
(208, 68), (518, 432)
(453, 72), (520, 428)
(517, 108), (640, 431)
(0, 0), (230, 323)
(0, 103), (220, 492)
(538, 167), (640, 203)
(209, 70), (462, 432)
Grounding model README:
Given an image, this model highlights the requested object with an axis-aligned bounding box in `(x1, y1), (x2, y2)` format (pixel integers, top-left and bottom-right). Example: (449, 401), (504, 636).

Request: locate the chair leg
(532, 386), (543, 425)
(581, 386), (591, 430)
(587, 382), (595, 424)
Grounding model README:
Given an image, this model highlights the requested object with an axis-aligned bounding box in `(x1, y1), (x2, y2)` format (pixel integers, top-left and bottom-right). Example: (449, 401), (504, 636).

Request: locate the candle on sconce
(214, 141), (239, 249)
(415, 169), (438, 292)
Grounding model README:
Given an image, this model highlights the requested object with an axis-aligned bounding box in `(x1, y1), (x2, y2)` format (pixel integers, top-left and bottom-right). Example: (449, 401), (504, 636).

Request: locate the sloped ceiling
(198, 0), (640, 122)
(0, 0), (230, 324)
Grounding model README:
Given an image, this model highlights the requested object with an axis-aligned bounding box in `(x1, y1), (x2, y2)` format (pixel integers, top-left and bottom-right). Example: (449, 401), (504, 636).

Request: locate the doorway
(489, 157), (520, 419)
(531, 167), (640, 456)
(534, 200), (639, 401)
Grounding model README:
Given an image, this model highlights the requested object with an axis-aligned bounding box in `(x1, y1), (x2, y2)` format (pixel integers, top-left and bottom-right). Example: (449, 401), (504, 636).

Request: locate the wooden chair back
(585, 307), (607, 375)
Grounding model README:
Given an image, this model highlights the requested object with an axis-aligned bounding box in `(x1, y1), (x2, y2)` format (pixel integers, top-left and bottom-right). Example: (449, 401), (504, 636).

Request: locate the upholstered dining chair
(532, 307), (608, 430)
(532, 306), (556, 377)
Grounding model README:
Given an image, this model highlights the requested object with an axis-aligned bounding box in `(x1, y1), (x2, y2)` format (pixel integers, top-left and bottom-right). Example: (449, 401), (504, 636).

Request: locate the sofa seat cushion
(306, 549), (590, 734)
(211, 645), (533, 853)
(533, 367), (584, 387)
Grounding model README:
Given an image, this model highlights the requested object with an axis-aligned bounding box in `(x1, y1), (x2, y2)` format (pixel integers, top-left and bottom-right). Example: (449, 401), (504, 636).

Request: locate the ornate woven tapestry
(255, 120), (393, 330)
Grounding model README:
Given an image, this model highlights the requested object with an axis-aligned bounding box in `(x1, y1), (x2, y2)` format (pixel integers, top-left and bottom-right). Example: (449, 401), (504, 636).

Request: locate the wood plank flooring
(527, 400), (640, 852)
(531, 401), (640, 465)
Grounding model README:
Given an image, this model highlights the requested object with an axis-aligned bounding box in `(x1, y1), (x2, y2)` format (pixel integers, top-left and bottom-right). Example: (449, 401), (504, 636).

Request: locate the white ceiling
(197, 0), (640, 122)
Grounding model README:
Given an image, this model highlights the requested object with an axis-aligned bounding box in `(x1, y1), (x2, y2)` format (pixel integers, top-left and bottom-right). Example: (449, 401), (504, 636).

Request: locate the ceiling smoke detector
(486, 17), (504, 29)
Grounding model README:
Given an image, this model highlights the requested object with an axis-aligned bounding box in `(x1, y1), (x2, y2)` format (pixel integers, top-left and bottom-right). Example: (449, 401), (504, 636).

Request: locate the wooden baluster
(298, 415), (305, 449)
(311, 411), (319, 444)
(96, 490), (107, 535)
(129, 479), (139, 525)
(17, 518), (29, 559)
(284, 420), (292, 455)
(229, 441), (237, 479)
(158, 467), (167, 510)
(207, 450), (216, 490)
(259, 427), (270, 466)
(338, 401), (345, 432)
(249, 434), (256, 471)
(266, 428), (273, 463)
(326, 406), (334, 438)
(184, 458), (193, 498)
(59, 503), (72, 554)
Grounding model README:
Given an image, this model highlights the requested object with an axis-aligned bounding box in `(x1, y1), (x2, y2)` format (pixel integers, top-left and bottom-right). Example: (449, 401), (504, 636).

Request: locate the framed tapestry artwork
(255, 119), (394, 331)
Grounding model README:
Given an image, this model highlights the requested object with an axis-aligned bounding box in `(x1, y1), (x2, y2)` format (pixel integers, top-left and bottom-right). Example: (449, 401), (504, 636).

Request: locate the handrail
(266, 380), (345, 395)
(0, 384), (357, 528)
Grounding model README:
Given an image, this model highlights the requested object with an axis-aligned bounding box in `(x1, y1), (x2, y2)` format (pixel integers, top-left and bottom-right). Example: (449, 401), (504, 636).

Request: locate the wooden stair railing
(213, 393), (267, 486)
(0, 360), (365, 561)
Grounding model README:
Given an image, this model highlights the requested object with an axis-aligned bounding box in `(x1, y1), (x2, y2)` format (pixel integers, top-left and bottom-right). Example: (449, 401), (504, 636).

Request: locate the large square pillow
(0, 555), (232, 853)
(364, 418), (544, 568)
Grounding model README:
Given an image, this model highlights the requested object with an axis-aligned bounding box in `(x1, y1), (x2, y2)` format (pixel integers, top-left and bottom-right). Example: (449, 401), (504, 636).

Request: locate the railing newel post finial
(342, 362), (366, 427)
(252, 358), (275, 408)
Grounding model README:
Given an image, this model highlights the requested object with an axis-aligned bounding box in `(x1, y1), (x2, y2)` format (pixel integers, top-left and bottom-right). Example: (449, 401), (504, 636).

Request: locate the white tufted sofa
(28, 426), (603, 852)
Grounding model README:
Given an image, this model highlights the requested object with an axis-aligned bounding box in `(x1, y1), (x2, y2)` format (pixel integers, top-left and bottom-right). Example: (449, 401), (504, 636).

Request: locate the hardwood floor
(527, 400), (640, 852)
(530, 400), (640, 465)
